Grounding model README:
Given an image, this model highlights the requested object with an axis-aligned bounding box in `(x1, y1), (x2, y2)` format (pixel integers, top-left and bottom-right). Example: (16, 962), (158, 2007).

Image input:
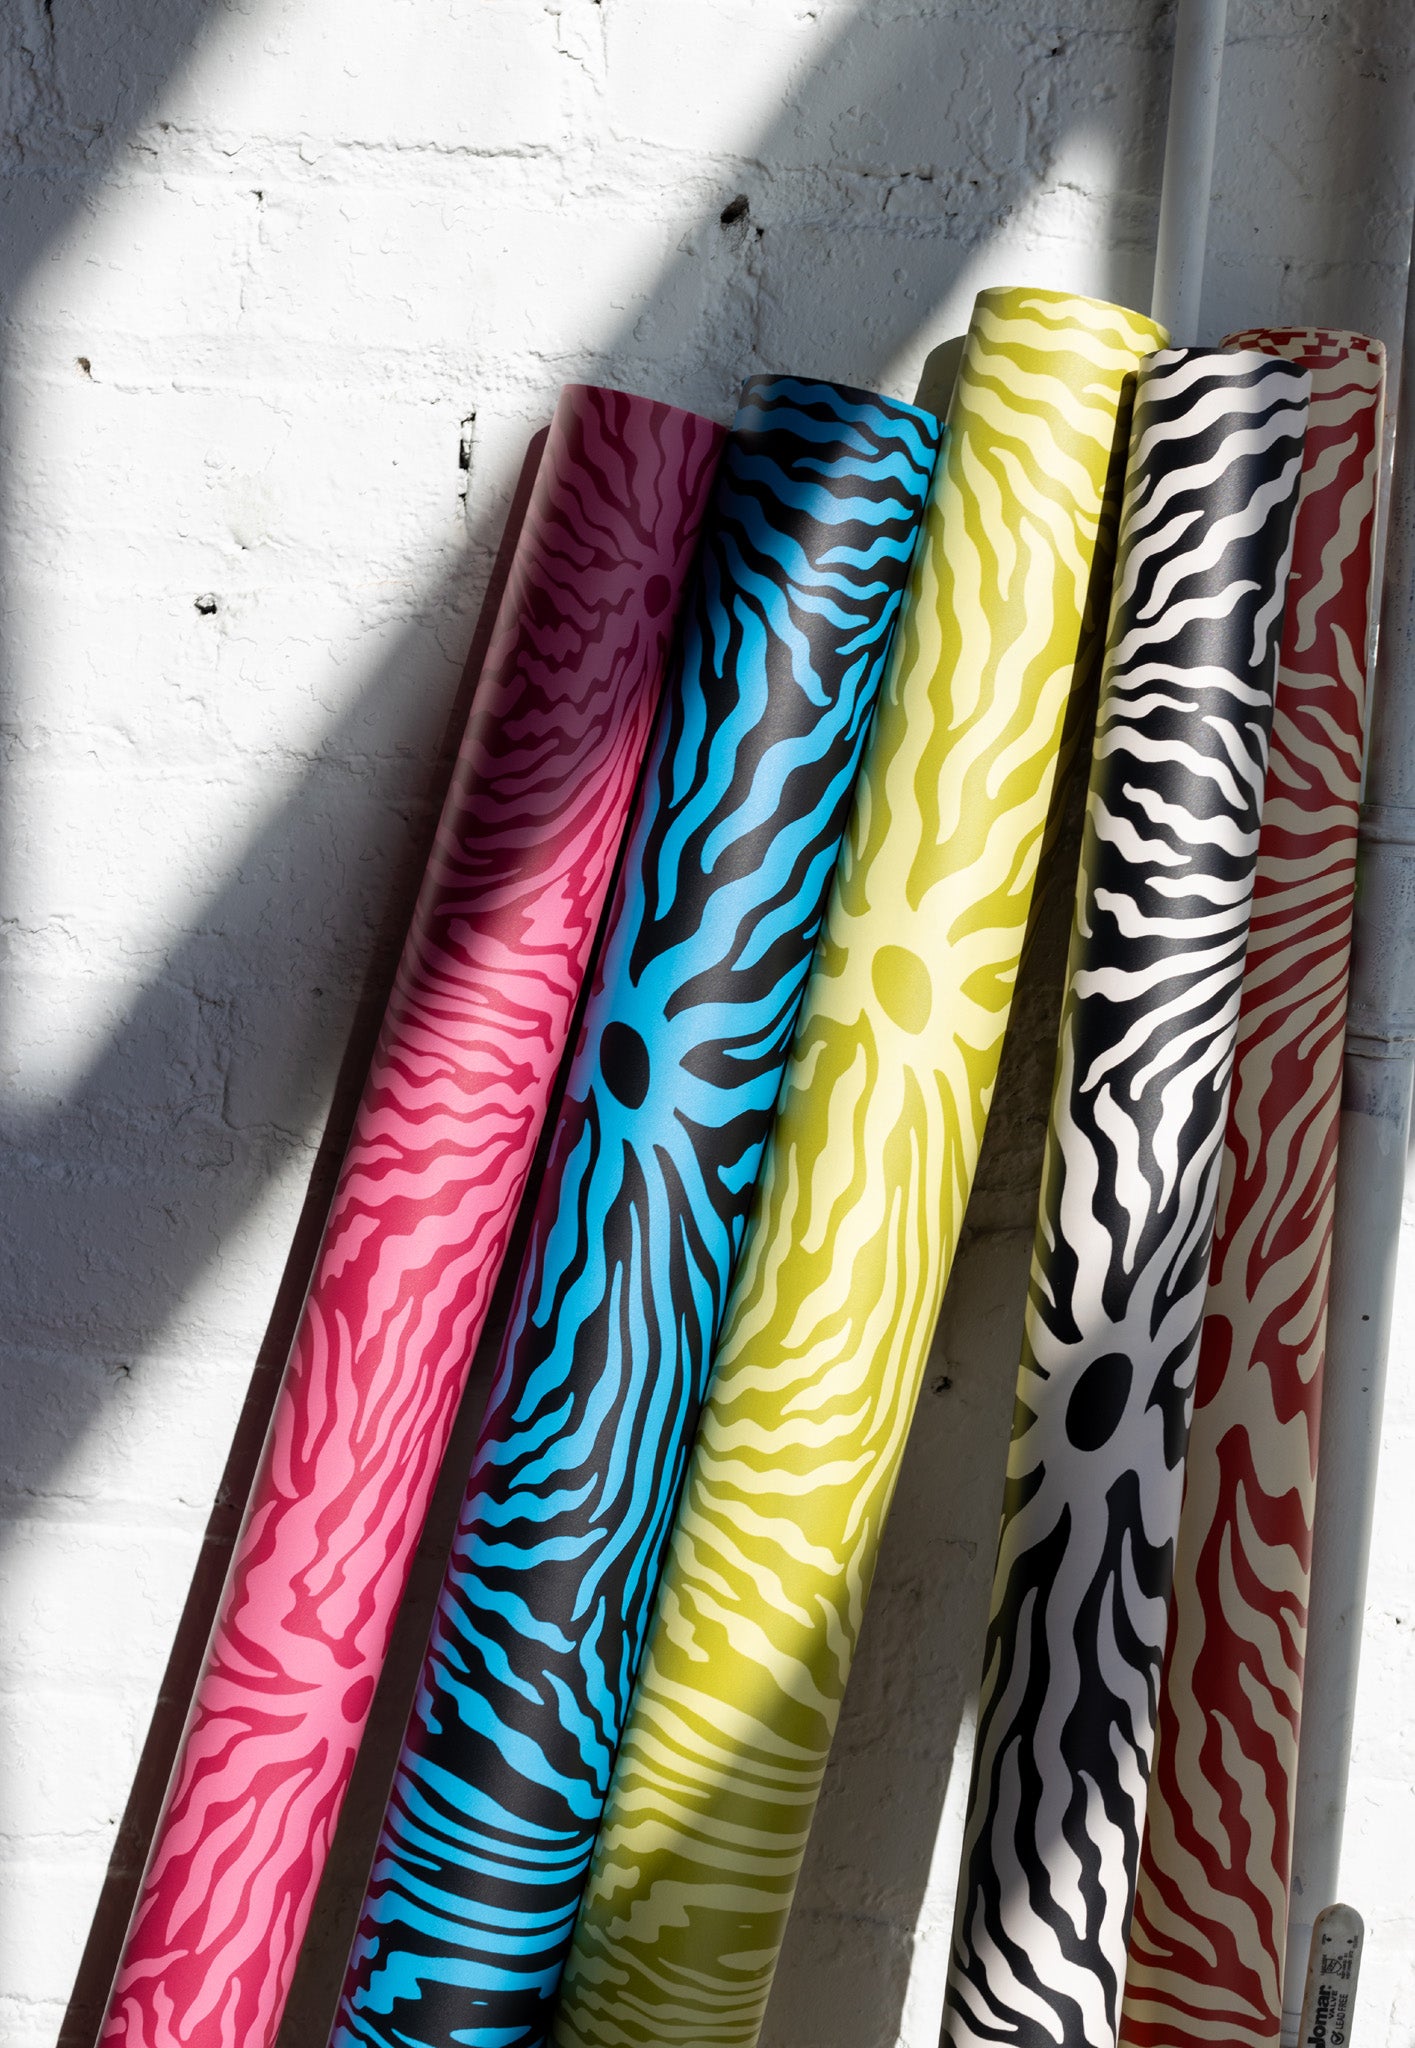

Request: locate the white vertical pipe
(1150, 0), (1229, 339)
(1281, 205), (1415, 2043)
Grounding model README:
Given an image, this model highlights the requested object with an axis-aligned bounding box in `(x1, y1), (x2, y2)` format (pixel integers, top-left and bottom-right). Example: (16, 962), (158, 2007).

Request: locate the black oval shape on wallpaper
(1065, 1351), (1133, 1452)
(600, 1020), (650, 1109)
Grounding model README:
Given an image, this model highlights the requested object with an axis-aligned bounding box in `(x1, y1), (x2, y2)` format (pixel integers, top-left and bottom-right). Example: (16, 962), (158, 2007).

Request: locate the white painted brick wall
(0, 3), (1411, 2045)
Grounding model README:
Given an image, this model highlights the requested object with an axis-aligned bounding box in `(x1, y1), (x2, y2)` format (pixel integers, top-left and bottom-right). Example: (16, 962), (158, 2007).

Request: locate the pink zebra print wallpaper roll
(97, 385), (726, 2048)
(1121, 330), (1386, 2048)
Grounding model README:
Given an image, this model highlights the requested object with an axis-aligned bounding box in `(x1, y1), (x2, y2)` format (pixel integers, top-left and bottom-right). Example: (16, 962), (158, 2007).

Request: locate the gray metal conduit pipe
(1281, 204), (1415, 2041)
(1149, 0), (1228, 341)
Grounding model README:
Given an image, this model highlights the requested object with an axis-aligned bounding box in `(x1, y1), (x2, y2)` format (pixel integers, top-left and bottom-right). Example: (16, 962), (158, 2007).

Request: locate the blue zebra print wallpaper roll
(940, 348), (1309, 2048)
(330, 376), (942, 2048)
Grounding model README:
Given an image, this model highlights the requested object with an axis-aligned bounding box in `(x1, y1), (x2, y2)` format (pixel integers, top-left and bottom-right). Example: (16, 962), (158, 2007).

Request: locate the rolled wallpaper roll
(1120, 331), (1386, 2048)
(331, 376), (943, 2048)
(98, 386), (725, 2048)
(554, 287), (1168, 2048)
(941, 348), (1310, 2048)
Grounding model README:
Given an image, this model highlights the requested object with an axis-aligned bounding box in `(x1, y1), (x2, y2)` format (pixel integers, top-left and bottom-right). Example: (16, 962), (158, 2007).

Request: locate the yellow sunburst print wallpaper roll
(553, 286), (1169, 2048)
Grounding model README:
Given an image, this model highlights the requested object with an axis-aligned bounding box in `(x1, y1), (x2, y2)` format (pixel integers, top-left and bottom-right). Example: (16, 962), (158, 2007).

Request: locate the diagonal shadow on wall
(0, 0), (1403, 2043)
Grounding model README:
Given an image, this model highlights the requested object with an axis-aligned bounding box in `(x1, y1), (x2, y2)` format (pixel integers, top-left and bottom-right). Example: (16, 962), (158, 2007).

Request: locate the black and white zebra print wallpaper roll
(940, 347), (1310, 2048)
(329, 375), (942, 2048)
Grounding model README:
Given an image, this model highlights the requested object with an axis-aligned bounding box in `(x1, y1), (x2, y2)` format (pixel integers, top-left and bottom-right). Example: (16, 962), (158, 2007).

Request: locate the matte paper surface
(99, 385), (725, 2048)
(554, 287), (1168, 2048)
(332, 377), (942, 2048)
(942, 347), (1310, 2048)
(1121, 329), (1385, 2048)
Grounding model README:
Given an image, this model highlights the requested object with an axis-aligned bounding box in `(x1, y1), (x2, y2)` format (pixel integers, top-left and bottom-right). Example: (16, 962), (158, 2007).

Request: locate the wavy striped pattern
(1120, 331), (1385, 2048)
(942, 348), (1310, 2048)
(332, 377), (942, 2048)
(99, 387), (724, 2048)
(553, 288), (1168, 2048)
